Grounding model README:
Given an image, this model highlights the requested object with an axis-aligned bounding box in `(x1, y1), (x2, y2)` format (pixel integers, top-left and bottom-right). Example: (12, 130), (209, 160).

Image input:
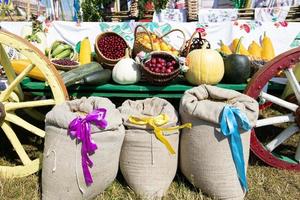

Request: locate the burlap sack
(42, 97), (125, 200)
(179, 85), (259, 200)
(118, 97), (179, 199)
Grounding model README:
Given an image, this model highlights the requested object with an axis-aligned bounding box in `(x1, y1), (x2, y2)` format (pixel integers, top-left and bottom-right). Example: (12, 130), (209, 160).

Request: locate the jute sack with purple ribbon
(179, 85), (258, 200)
(118, 97), (190, 200)
(42, 97), (125, 200)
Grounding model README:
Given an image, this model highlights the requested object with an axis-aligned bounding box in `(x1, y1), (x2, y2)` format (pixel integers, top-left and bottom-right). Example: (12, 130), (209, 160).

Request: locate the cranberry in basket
(51, 58), (79, 71)
(141, 52), (180, 85)
(95, 32), (130, 68)
(144, 55), (178, 74)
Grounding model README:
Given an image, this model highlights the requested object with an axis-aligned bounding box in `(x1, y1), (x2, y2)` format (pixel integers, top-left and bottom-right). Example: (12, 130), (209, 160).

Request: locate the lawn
(0, 100), (299, 200)
(0, 154), (299, 200)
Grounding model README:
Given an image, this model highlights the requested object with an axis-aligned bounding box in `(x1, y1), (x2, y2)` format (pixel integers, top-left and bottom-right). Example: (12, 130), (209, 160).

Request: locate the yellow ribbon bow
(128, 114), (192, 154)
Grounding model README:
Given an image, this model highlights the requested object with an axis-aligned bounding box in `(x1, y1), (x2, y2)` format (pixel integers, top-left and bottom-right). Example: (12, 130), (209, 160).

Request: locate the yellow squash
(261, 32), (275, 61)
(79, 37), (92, 65)
(220, 40), (232, 55)
(248, 41), (262, 59)
(11, 59), (45, 81)
(231, 37), (250, 56)
(185, 43), (224, 85)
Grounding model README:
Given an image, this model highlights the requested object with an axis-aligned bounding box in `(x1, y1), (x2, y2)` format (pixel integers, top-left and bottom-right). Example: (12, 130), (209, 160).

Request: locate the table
(21, 77), (284, 99)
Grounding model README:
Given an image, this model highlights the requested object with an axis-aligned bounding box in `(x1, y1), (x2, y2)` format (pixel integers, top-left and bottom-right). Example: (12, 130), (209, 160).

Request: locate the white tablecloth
(0, 20), (299, 55)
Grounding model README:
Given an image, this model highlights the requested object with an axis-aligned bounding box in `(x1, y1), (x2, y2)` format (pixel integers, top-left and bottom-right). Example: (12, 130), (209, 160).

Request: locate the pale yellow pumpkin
(185, 48), (224, 85)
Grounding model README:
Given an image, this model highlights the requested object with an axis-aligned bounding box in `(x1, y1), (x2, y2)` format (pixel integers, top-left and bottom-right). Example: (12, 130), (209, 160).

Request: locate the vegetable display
(61, 62), (103, 86)
(49, 41), (76, 60)
(112, 49), (141, 84)
(13, 24), (278, 87)
(261, 32), (275, 61)
(79, 37), (92, 65)
(222, 37), (251, 84)
(185, 43), (224, 85)
(11, 59), (45, 81)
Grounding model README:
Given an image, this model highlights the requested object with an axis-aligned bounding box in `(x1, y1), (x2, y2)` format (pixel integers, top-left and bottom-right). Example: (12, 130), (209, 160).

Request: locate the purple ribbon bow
(68, 108), (108, 185)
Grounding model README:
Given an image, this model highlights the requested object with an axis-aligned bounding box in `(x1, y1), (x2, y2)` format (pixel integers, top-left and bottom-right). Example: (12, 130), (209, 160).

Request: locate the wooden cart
(0, 29), (299, 178)
(0, 29), (68, 178)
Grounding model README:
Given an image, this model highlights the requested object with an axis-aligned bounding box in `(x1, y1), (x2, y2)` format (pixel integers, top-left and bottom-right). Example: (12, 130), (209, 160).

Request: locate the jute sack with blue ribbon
(179, 85), (258, 200)
(42, 97), (125, 200)
(118, 97), (191, 200)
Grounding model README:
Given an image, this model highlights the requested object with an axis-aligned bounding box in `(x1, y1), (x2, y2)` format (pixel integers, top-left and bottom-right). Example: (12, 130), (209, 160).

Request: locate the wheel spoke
(266, 124), (299, 152)
(0, 63), (34, 102)
(1, 121), (31, 165)
(284, 68), (300, 104)
(8, 91), (20, 103)
(5, 113), (45, 138)
(260, 91), (298, 112)
(5, 99), (56, 111)
(255, 113), (295, 128)
(295, 142), (300, 162)
(0, 44), (24, 101)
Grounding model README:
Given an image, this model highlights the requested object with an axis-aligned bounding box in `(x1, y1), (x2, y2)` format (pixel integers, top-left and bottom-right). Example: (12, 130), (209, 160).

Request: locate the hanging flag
(0, 0), (9, 4)
(73, 0), (80, 21)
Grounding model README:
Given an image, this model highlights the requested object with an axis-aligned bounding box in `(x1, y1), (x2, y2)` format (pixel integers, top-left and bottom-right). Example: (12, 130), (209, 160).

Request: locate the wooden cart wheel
(0, 29), (68, 177)
(245, 47), (300, 171)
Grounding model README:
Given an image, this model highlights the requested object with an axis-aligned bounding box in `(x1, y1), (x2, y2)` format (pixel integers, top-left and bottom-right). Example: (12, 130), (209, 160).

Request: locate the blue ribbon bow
(68, 108), (108, 185)
(220, 106), (251, 192)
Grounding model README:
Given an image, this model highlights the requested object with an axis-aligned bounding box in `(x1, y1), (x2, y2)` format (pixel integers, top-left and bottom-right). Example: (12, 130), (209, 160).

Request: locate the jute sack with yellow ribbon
(42, 97), (125, 200)
(179, 85), (258, 200)
(118, 97), (191, 200)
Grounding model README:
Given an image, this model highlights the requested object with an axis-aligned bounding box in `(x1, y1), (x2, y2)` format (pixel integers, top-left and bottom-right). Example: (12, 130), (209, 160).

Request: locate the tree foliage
(81, 0), (114, 22)
(138, 0), (169, 18)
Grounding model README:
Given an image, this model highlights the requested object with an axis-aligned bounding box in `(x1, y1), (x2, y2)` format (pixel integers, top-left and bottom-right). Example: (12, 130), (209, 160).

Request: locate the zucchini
(62, 62), (103, 86)
(82, 69), (111, 85)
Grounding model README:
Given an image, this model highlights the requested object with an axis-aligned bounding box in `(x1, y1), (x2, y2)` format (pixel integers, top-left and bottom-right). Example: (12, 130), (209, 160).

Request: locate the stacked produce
(112, 49), (141, 85)
(185, 43), (224, 85)
(144, 56), (177, 74)
(13, 25), (279, 88)
(219, 32), (275, 61)
(140, 51), (180, 85)
(95, 32), (130, 67)
(48, 41), (76, 60)
(133, 25), (185, 58)
(137, 34), (179, 56)
(98, 34), (127, 60)
(219, 33), (276, 81)
(79, 37), (92, 64)
(222, 37), (251, 84)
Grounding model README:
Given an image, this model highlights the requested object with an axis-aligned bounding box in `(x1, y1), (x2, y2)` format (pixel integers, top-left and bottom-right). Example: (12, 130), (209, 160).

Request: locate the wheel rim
(0, 29), (68, 177)
(245, 47), (300, 171)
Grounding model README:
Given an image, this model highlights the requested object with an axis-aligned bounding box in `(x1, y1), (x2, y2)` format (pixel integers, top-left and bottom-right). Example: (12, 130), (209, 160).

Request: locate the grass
(0, 152), (299, 200)
(0, 101), (299, 200)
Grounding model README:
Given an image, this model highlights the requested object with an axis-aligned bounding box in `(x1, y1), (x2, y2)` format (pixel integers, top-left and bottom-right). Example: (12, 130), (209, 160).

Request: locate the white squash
(112, 49), (141, 84)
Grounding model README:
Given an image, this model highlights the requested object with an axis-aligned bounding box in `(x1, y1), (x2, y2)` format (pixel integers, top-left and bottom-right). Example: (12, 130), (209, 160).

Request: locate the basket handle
(134, 24), (154, 51)
(159, 29), (186, 53)
(186, 30), (203, 55)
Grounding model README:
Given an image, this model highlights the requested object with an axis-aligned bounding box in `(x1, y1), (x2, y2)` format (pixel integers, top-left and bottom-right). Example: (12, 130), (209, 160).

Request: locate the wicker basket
(51, 59), (80, 71)
(133, 24), (186, 58)
(181, 29), (211, 57)
(48, 40), (77, 61)
(94, 32), (131, 69)
(140, 51), (180, 85)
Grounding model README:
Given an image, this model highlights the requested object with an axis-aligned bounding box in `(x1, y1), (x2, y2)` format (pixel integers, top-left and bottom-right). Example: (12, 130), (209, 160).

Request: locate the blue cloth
(0, 0), (9, 4)
(220, 105), (252, 192)
(73, 0), (80, 21)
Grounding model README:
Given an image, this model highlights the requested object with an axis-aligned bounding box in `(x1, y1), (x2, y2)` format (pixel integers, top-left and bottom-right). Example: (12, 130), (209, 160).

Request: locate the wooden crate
(187, 4), (300, 22)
